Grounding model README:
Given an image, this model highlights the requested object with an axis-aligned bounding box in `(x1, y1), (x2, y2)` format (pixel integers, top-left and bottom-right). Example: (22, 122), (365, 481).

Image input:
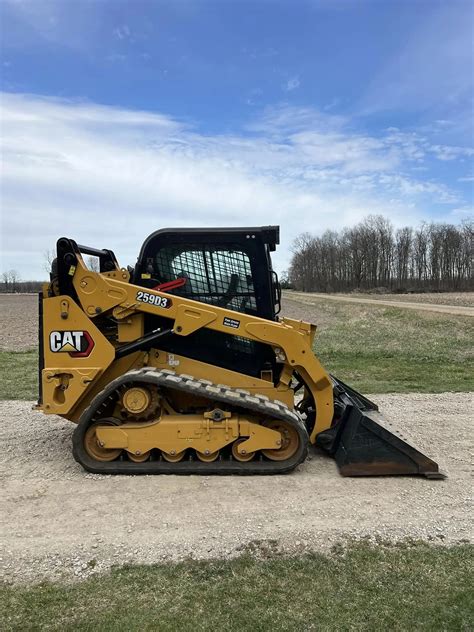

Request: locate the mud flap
(316, 377), (446, 479)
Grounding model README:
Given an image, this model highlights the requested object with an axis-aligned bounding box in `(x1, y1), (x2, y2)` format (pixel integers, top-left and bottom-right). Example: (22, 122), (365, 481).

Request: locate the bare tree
(43, 249), (56, 275)
(395, 227), (412, 289)
(1, 271), (10, 292)
(86, 256), (100, 272)
(289, 216), (473, 293)
(289, 233), (315, 291)
(7, 270), (20, 293)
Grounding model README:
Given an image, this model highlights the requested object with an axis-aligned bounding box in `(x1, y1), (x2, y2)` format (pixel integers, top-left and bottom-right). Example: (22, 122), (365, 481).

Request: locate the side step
(316, 377), (446, 479)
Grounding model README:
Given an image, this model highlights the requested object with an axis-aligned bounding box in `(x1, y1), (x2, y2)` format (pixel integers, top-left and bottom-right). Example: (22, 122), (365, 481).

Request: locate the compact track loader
(37, 226), (444, 478)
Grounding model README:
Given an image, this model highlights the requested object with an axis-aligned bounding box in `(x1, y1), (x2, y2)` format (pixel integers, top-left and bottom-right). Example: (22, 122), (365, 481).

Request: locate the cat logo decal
(49, 331), (95, 357)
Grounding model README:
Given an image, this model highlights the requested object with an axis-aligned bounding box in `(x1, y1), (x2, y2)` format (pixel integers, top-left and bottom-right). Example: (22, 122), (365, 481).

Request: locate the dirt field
(0, 293), (336, 350)
(286, 291), (474, 316)
(0, 295), (38, 351)
(1, 292), (473, 351)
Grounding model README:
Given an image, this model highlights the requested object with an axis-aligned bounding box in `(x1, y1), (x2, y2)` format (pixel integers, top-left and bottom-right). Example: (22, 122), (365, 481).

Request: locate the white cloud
(284, 76), (300, 92)
(0, 93), (469, 279)
(246, 103), (347, 135)
(113, 25), (131, 41)
(377, 175), (460, 205)
(448, 206), (474, 220)
(429, 145), (474, 161)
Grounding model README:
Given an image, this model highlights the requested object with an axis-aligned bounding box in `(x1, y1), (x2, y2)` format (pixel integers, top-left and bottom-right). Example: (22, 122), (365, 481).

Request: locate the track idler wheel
(196, 450), (220, 463)
(162, 451), (186, 463)
(84, 419), (122, 462)
(261, 420), (300, 461)
(127, 450), (151, 463)
(231, 439), (255, 462)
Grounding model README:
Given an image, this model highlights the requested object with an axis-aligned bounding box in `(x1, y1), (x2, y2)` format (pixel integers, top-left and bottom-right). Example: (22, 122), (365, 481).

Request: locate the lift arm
(64, 249), (334, 439)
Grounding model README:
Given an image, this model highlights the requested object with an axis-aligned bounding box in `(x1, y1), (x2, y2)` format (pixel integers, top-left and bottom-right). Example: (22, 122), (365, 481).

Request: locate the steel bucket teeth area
(335, 409), (445, 478)
(323, 378), (446, 478)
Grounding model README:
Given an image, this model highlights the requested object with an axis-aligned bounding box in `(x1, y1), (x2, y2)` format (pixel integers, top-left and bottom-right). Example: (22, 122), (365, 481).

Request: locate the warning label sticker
(223, 317), (240, 329)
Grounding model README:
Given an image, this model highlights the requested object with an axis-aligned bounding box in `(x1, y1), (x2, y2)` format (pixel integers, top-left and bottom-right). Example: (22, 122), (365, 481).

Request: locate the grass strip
(1, 542), (473, 631)
(0, 301), (473, 399)
(0, 350), (38, 400)
(311, 302), (474, 393)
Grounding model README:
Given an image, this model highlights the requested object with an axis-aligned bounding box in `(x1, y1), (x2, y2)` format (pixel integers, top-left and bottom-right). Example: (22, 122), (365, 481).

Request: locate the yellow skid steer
(37, 227), (444, 478)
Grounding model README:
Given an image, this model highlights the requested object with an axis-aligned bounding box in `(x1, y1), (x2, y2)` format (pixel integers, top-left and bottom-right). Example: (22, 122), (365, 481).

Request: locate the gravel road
(1, 393), (472, 584)
(286, 291), (474, 317)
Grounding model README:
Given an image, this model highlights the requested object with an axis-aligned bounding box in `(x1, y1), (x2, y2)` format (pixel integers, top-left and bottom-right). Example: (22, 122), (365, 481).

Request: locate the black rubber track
(72, 368), (309, 475)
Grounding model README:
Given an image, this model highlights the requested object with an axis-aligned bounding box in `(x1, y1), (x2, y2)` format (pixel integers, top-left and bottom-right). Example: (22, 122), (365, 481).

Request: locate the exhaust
(316, 377), (446, 479)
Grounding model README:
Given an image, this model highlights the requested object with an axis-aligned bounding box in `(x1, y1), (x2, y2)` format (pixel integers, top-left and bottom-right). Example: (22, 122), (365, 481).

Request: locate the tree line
(0, 270), (43, 293)
(288, 215), (473, 293)
(1, 228), (472, 294)
(0, 252), (100, 293)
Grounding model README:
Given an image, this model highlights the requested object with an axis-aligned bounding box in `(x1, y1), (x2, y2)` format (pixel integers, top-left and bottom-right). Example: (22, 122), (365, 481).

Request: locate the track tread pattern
(72, 368), (308, 475)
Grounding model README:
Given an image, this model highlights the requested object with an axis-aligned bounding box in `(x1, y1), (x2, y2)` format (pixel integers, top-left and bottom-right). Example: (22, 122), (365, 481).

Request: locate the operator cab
(133, 226), (282, 379)
(133, 226), (281, 320)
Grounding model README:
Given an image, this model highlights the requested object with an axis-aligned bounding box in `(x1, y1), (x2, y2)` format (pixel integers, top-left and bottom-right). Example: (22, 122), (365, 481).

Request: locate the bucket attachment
(316, 377), (446, 479)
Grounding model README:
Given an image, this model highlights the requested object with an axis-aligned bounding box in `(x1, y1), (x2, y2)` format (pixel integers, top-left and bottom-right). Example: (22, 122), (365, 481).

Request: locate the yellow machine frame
(38, 233), (445, 479)
(39, 255), (333, 443)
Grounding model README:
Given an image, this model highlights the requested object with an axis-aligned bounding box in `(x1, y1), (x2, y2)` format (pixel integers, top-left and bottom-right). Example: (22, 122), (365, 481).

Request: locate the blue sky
(1, 0), (473, 278)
